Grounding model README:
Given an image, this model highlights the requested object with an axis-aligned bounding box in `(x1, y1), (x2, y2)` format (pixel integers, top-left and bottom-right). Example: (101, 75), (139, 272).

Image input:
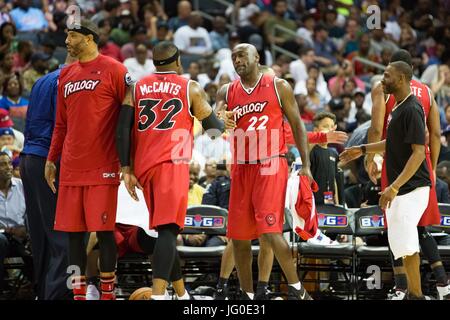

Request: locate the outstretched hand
(326, 130), (348, 144)
(339, 146), (363, 165)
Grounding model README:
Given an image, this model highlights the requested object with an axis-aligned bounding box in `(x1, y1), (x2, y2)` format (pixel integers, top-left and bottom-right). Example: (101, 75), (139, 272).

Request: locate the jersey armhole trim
(187, 80), (194, 118)
(273, 76), (283, 108)
(131, 82), (136, 106)
(225, 83), (230, 106)
(385, 94), (390, 104)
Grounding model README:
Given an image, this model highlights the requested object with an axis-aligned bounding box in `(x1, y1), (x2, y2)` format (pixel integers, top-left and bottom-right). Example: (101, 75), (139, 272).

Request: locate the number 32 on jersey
(137, 98), (183, 131)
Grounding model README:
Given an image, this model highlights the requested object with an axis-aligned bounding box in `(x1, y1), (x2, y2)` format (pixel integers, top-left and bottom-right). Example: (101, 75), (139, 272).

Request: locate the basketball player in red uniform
(366, 49), (450, 300)
(215, 43), (313, 300)
(116, 41), (234, 300)
(45, 19), (131, 300)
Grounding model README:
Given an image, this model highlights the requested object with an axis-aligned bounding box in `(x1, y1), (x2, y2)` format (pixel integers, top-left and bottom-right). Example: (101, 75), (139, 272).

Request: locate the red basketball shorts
(140, 161), (189, 230)
(227, 157), (288, 240)
(54, 184), (119, 232)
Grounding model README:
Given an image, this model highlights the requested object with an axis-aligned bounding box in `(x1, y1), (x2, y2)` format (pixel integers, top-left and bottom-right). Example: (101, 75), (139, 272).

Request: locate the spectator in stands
(0, 1), (12, 27)
(346, 33), (379, 79)
(110, 9), (134, 46)
(0, 151), (28, 294)
(91, 0), (121, 26)
(323, 6), (345, 39)
(0, 51), (14, 86)
(380, 47), (393, 67)
(0, 108), (23, 153)
(209, 16), (229, 52)
(121, 24), (150, 60)
(202, 160), (230, 210)
(296, 13), (315, 48)
(182, 61), (211, 89)
(188, 161), (205, 206)
(328, 59), (365, 98)
(0, 22), (16, 55)
(0, 73), (28, 132)
(328, 98), (347, 133)
(370, 25), (399, 57)
(0, 127), (20, 159)
(204, 82), (218, 108)
(168, 0), (191, 33)
(294, 63), (330, 103)
(12, 40), (32, 73)
(313, 23), (338, 67)
(40, 38), (59, 72)
(123, 44), (155, 82)
(298, 77), (328, 118)
(174, 12), (213, 58)
(431, 64), (450, 110)
(264, 0), (298, 52)
(151, 20), (170, 47)
(98, 27), (124, 62)
(23, 52), (50, 95)
(342, 17), (360, 56)
(437, 161), (450, 194)
(289, 47), (317, 84)
(198, 159), (217, 189)
(310, 112), (340, 205)
(9, 0), (48, 33)
(46, 11), (67, 48)
(225, 0), (262, 41)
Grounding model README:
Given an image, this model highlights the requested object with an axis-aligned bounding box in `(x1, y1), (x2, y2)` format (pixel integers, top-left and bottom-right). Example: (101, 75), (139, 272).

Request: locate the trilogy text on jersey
(64, 80), (101, 98)
(232, 101), (268, 122)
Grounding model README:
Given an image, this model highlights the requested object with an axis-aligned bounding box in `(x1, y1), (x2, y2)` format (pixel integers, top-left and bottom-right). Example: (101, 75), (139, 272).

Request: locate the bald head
(231, 43), (260, 78)
(233, 43), (258, 57)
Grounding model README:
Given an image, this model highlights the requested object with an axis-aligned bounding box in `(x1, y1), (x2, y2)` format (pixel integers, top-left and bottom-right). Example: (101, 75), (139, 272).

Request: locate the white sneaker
(86, 284), (100, 300)
(387, 290), (406, 300)
(437, 284), (450, 300)
(307, 230), (339, 245)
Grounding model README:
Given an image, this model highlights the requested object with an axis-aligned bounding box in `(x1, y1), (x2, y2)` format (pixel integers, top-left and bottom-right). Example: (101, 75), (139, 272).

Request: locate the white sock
(177, 290), (190, 300)
(152, 294), (168, 300)
(289, 282), (301, 290)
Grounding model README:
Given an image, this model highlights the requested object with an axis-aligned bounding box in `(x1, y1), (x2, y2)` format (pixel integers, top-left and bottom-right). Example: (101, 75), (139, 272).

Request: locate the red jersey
(133, 71), (193, 180)
(48, 54), (129, 186)
(227, 73), (287, 162)
(383, 79), (432, 140)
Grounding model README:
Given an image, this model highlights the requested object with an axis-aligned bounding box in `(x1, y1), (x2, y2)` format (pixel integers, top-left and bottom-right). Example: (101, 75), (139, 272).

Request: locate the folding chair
(297, 204), (355, 299)
(353, 206), (391, 300)
(428, 204), (450, 263)
(177, 205), (228, 289)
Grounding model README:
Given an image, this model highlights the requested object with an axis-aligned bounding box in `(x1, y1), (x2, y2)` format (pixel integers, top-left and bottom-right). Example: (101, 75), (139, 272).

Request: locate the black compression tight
(152, 223), (180, 282)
